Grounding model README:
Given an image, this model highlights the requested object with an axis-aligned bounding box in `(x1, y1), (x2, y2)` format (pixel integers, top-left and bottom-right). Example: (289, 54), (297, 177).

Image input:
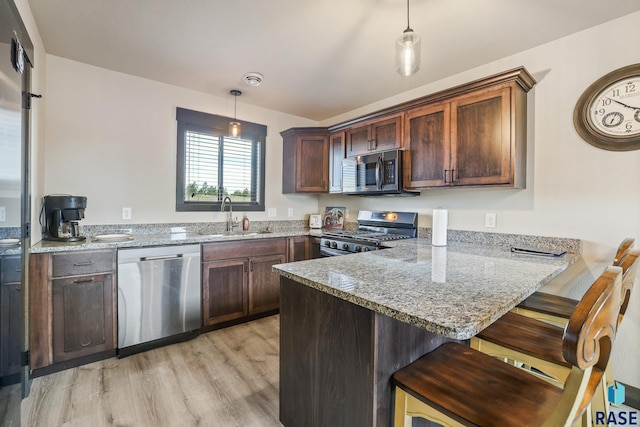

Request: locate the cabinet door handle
(371, 139), (377, 150)
(243, 261), (248, 273)
(73, 278), (96, 284)
(80, 340), (92, 347)
(443, 169), (449, 183)
(249, 261), (254, 272)
(452, 169), (459, 182)
(73, 261), (94, 267)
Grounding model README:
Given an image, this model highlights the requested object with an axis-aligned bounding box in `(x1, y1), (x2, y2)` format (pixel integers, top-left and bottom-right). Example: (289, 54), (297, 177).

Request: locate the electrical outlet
(122, 207), (132, 220)
(485, 213), (497, 228)
(267, 208), (277, 218)
(0, 207), (5, 222)
(287, 208), (293, 217)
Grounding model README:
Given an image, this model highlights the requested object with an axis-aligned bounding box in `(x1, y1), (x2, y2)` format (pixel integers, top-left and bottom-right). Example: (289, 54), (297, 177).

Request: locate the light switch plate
(122, 207), (132, 220)
(0, 206), (5, 222)
(485, 213), (496, 228)
(287, 208), (293, 217)
(268, 208), (277, 218)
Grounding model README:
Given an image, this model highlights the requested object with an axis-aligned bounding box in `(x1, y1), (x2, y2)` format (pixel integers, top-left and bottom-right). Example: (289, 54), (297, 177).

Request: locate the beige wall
(40, 56), (319, 227)
(320, 11), (640, 388)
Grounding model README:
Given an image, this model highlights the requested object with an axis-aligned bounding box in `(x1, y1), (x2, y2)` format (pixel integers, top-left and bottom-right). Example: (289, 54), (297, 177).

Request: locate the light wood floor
(21, 315), (282, 427)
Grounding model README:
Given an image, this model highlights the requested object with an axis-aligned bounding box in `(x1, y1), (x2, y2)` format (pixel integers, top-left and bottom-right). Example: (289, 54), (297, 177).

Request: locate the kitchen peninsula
(273, 239), (579, 427)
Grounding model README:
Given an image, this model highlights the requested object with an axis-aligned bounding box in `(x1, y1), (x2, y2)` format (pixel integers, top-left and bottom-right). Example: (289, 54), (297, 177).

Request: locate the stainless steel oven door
(320, 246), (351, 257)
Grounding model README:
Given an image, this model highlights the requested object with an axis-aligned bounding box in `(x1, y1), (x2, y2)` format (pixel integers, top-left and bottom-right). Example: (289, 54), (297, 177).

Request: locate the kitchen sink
(92, 233), (134, 242)
(196, 230), (273, 238)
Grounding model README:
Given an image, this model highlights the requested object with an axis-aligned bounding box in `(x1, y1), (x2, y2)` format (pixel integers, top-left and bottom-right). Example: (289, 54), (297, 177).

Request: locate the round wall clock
(573, 63), (640, 151)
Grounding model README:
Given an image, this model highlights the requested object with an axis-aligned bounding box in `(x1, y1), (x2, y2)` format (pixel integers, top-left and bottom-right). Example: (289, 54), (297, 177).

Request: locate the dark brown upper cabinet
(345, 113), (403, 157)
(404, 71), (534, 190)
(281, 128), (329, 193)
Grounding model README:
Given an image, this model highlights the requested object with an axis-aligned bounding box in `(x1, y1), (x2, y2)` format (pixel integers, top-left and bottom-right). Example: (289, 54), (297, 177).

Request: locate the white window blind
(222, 136), (258, 202)
(183, 132), (258, 203)
(185, 130), (219, 201)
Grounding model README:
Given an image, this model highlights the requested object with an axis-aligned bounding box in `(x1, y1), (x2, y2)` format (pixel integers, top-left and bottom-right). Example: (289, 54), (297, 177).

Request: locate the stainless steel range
(320, 210), (417, 256)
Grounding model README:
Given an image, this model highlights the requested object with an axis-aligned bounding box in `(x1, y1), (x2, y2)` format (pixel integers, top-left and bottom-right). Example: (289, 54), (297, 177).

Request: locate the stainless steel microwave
(342, 150), (416, 196)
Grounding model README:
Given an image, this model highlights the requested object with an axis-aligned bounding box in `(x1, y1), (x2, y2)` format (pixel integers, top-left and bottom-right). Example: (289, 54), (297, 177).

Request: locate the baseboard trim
(30, 349), (116, 378)
(621, 382), (640, 410)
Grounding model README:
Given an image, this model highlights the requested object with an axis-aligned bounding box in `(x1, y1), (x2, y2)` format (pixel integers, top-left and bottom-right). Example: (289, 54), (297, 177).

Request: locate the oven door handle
(375, 155), (383, 190)
(320, 247), (350, 257)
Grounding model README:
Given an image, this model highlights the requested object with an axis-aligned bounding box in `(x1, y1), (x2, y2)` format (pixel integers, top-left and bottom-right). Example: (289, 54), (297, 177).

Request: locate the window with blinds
(176, 108), (266, 212)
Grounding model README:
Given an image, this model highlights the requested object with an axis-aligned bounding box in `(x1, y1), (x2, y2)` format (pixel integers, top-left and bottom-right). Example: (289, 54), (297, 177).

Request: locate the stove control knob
(324, 241), (331, 247)
(342, 243), (349, 250)
(331, 241), (337, 249)
(363, 247), (370, 252)
(355, 246), (362, 252)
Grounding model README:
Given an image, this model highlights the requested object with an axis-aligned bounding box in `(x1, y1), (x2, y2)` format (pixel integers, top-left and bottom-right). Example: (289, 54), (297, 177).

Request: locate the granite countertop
(273, 239), (580, 340)
(0, 244), (21, 256)
(29, 228), (322, 253)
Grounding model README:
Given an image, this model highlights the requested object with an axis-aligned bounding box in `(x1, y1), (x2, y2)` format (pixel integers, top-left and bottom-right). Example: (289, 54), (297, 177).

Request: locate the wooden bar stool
(393, 266), (623, 427)
(470, 249), (638, 424)
(471, 250), (638, 386)
(513, 238), (634, 326)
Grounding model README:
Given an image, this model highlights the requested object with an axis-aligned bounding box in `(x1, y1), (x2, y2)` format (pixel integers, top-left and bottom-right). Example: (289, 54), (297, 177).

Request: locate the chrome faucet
(221, 196), (236, 232)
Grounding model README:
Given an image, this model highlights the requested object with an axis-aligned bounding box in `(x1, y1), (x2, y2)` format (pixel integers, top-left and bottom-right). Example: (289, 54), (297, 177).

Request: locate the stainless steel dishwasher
(117, 244), (201, 357)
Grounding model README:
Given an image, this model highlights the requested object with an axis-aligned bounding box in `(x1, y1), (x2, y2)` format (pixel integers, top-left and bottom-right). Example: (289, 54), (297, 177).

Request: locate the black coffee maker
(42, 195), (87, 242)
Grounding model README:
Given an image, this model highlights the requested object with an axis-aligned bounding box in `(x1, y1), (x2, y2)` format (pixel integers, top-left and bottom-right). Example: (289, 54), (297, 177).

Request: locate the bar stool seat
(512, 292), (578, 326)
(472, 311), (571, 384)
(394, 342), (565, 427)
(393, 266), (623, 427)
(513, 238), (634, 326)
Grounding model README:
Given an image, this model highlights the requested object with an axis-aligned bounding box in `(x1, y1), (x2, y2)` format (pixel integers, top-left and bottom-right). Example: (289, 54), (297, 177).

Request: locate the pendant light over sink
(395, 0), (421, 77)
(229, 89), (242, 138)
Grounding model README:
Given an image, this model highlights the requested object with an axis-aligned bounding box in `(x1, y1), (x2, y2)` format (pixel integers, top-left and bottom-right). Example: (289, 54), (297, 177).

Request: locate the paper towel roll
(431, 246), (447, 283)
(432, 208), (448, 247)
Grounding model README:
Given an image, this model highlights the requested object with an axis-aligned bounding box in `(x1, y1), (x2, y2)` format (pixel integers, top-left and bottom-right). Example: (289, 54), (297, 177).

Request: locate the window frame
(176, 107), (267, 212)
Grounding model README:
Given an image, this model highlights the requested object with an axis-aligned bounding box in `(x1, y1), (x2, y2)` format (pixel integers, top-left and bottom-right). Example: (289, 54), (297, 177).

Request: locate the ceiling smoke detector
(243, 72), (264, 87)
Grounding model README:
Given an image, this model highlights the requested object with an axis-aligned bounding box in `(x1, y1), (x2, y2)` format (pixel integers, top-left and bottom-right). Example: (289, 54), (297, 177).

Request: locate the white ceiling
(27, 0), (640, 121)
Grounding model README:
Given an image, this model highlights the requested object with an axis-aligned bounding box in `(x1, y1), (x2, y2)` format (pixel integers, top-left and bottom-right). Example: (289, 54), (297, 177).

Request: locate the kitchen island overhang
(273, 240), (579, 340)
(274, 239), (580, 427)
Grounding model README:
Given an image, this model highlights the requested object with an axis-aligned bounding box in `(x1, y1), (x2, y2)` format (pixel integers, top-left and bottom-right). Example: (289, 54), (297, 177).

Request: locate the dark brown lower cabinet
(201, 238), (287, 329)
(202, 258), (247, 326)
(0, 255), (22, 384)
(287, 236), (309, 262)
(52, 273), (115, 363)
(29, 250), (116, 374)
(309, 237), (322, 259)
(248, 254), (287, 314)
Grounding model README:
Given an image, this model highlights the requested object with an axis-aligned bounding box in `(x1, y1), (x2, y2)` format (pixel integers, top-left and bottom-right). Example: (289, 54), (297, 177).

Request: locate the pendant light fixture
(395, 0), (421, 77)
(229, 89), (242, 138)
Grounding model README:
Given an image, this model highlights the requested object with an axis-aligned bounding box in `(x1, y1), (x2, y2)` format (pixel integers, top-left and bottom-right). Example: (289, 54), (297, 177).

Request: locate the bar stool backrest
(614, 238), (635, 264)
(616, 249), (639, 320)
(545, 266), (623, 426)
(562, 266), (621, 371)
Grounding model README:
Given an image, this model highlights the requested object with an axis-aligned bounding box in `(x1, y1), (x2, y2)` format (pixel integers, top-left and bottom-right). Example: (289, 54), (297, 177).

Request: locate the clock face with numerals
(574, 64), (640, 151)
